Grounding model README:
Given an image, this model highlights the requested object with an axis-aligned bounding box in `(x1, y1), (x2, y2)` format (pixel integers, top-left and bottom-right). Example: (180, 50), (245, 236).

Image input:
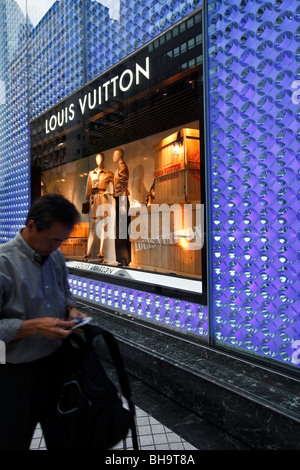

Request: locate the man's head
(23, 194), (80, 256)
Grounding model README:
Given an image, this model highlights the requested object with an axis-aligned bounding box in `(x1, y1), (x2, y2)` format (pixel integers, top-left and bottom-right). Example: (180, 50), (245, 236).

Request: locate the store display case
(60, 223), (88, 257)
(130, 128), (201, 278)
(153, 128), (200, 204)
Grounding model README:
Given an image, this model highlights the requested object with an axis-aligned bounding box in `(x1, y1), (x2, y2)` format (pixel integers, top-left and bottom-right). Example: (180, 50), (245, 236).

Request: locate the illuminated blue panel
(206, 0), (300, 366)
(68, 274), (208, 338)
(84, 0), (202, 80)
(0, 1), (29, 242)
(28, 0), (85, 120)
(8, 41), (30, 239)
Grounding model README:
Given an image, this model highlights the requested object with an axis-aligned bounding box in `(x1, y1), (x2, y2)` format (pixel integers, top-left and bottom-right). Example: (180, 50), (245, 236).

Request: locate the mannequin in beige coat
(84, 153), (113, 262)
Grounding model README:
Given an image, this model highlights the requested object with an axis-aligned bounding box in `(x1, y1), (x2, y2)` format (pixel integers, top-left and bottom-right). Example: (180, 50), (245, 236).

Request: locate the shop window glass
(0, 1), (205, 339)
(30, 9), (205, 293)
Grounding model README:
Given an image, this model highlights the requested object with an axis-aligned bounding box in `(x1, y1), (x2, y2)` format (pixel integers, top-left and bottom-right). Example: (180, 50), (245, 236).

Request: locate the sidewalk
(30, 405), (198, 450)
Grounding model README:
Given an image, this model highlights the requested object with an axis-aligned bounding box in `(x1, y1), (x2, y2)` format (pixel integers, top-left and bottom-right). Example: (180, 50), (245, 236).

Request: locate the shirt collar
(15, 230), (49, 264)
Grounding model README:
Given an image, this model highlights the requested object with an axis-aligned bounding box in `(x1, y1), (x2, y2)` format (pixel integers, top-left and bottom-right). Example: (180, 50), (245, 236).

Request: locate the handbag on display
(81, 201), (90, 214)
(57, 324), (138, 450)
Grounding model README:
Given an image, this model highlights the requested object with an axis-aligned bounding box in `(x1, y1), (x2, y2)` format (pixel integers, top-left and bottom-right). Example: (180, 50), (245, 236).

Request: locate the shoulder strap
(82, 324), (139, 451)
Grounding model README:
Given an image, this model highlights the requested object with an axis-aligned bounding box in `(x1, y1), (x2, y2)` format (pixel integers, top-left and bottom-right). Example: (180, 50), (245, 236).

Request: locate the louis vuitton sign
(45, 56), (150, 135)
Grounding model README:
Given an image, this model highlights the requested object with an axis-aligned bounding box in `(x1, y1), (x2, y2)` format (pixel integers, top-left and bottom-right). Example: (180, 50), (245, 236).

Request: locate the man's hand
(35, 317), (76, 339)
(14, 317), (75, 340)
(14, 307), (89, 341)
(66, 306), (88, 322)
(65, 306), (89, 333)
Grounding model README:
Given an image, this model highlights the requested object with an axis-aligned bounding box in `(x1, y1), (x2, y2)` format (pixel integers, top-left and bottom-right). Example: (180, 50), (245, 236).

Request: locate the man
(0, 194), (87, 450)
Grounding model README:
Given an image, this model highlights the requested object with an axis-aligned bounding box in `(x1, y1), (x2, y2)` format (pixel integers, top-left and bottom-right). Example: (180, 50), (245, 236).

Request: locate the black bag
(81, 201), (90, 214)
(57, 324), (138, 450)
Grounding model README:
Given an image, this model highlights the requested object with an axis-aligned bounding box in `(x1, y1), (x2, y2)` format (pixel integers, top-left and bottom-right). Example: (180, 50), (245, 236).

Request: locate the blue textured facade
(0, 0), (29, 241)
(205, 0), (300, 369)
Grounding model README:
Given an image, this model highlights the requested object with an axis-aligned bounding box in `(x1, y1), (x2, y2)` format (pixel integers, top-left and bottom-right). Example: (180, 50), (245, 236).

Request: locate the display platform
(66, 259), (203, 298)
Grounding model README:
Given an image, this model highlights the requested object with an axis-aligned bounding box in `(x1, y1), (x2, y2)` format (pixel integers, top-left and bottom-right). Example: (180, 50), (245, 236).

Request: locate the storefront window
(30, 10), (205, 292)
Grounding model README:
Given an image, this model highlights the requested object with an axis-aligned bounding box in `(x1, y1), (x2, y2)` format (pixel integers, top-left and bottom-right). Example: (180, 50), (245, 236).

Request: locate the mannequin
(84, 153), (113, 262)
(113, 148), (131, 266)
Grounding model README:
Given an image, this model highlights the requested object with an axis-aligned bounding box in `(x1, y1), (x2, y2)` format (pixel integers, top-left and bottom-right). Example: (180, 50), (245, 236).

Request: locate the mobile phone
(70, 317), (92, 329)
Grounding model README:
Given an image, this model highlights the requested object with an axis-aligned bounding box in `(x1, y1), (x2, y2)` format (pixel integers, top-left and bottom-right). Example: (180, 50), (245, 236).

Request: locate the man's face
(26, 221), (72, 256)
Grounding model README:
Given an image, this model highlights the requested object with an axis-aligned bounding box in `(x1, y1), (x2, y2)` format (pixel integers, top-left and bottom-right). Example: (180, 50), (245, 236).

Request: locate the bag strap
(82, 324), (139, 451)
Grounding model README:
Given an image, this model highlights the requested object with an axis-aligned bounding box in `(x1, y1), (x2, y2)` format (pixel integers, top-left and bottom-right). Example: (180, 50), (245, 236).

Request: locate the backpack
(57, 323), (138, 450)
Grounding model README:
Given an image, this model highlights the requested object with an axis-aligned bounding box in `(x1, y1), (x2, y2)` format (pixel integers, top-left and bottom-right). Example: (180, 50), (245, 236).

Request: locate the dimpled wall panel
(28, 0), (85, 120)
(68, 274), (208, 337)
(84, 0), (202, 80)
(206, 0), (300, 367)
(0, 0), (85, 242)
(0, 0), (29, 242)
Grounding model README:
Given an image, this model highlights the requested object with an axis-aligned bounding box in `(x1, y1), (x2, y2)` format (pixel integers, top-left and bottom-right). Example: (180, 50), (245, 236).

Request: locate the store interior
(42, 121), (201, 279)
